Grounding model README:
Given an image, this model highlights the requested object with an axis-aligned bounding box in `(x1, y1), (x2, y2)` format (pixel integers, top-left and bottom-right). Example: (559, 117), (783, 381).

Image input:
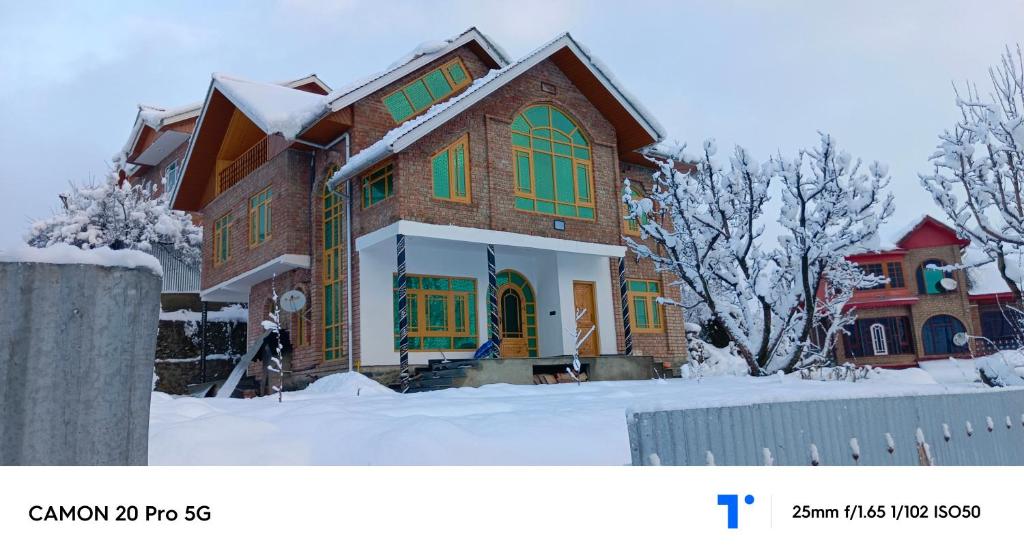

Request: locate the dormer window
(383, 58), (472, 124)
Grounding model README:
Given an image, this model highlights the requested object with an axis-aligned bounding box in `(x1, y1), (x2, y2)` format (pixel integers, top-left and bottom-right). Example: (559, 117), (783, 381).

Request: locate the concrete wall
(0, 261), (161, 465)
(628, 389), (1024, 466)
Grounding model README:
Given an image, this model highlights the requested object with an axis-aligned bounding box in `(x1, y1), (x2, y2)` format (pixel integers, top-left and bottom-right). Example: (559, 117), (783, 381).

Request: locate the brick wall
(200, 149), (313, 291)
(903, 244), (976, 359)
(839, 244), (977, 368)
(195, 47), (695, 377)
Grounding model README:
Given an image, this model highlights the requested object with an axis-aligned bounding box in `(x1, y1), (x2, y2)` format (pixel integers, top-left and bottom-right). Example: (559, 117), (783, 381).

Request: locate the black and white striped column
(397, 233), (409, 379)
(618, 257), (633, 355)
(487, 244), (498, 341)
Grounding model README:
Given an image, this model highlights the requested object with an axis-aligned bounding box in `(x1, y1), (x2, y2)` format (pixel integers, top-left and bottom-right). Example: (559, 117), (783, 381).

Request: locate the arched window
(510, 104), (594, 219)
(916, 258), (953, 294)
(921, 315), (967, 355)
(869, 323), (888, 355)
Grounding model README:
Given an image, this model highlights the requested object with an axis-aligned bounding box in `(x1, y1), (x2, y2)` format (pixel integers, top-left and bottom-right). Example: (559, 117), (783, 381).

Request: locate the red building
(840, 216), (1019, 368)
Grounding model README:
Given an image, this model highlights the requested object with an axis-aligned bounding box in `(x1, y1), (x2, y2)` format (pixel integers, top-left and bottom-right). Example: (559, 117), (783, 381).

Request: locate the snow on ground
(148, 366), (1009, 466)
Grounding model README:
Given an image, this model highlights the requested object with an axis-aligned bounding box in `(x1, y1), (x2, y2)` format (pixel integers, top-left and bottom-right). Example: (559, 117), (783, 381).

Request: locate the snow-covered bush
(26, 171), (201, 263)
(921, 45), (1024, 302)
(624, 134), (893, 376)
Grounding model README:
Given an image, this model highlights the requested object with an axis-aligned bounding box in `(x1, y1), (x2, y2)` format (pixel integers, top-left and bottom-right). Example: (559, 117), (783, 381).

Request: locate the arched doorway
(496, 270), (537, 357)
(921, 315), (968, 355)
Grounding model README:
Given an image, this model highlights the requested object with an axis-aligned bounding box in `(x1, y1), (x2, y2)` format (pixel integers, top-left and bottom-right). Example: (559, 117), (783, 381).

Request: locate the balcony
(217, 135), (268, 194)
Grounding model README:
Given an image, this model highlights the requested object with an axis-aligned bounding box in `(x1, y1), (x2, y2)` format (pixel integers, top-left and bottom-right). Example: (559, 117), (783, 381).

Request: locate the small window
(383, 58), (472, 124)
(622, 182), (649, 236)
(627, 279), (663, 333)
(362, 163), (394, 208)
(248, 187), (272, 246)
(869, 323), (888, 355)
(431, 135), (471, 202)
(213, 214), (232, 266)
(886, 262), (905, 288)
(164, 160), (180, 195)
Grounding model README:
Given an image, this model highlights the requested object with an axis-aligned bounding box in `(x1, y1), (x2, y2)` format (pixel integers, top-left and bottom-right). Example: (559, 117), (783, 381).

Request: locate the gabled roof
(894, 215), (970, 249)
(121, 74), (331, 168)
(170, 29), (508, 210)
(327, 32), (667, 188)
(318, 27), (509, 114)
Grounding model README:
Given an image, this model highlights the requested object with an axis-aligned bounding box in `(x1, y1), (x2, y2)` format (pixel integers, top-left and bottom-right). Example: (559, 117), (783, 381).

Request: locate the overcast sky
(2, 0), (1022, 247)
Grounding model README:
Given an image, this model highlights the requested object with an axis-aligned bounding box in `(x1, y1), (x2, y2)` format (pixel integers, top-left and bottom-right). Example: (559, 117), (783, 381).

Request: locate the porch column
(487, 244), (498, 341)
(618, 257), (633, 355)
(397, 234), (409, 380)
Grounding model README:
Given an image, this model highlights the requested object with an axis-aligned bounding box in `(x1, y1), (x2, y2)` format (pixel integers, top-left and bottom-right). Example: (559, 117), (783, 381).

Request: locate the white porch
(357, 221), (624, 367)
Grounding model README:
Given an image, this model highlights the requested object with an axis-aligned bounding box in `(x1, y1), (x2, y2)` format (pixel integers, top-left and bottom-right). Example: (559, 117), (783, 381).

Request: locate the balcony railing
(218, 135), (268, 194)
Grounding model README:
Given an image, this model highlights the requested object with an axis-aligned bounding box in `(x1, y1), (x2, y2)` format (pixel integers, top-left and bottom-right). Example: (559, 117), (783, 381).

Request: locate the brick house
(117, 75), (329, 392)
(840, 215), (1021, 368)
(165, 28), (689, 389)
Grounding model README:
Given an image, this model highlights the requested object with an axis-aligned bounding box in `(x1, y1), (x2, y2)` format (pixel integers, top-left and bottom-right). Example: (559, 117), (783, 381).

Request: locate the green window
(394, 274), (478, 351)
(432, 134), (470, 202)
(323, 168), (344, 360)
(511, 105), (594, 219)
(362, 163), (394, 208)
(213, 214), (232, 265)
(623, 183), (649, 235)
(248, 187), (272, 246)
(627, 280), (663, 332)
(383, 58), (473, 124)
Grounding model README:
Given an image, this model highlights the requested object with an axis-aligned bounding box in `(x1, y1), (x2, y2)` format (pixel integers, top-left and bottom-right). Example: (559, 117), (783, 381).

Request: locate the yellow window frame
(322, 165), (344, 361)
(248, 186), (272, 247)
(383, 57), (472, 124)
(510, 104), (595, 220)
(627, 279), (664, 333)
(213, 213), (232, 266)
(393, 273), (478, 352)
(431, 134), (471, 203)
(622, 183), (648, 236)
(361, 161), (394, 209)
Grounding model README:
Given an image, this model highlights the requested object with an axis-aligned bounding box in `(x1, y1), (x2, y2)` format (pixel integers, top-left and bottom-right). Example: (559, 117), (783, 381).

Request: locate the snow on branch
(624, 135), (893, 376)
(25, 169), (201, 264)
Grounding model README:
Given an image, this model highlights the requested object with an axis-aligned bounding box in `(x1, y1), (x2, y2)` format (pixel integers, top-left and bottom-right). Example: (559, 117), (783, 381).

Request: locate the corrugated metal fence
(627, 390), (1024, 466)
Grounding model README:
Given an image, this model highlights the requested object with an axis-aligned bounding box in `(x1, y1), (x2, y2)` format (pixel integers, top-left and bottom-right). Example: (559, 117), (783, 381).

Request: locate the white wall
(357, 237), (619, 366)
(553, 252), (618, 355)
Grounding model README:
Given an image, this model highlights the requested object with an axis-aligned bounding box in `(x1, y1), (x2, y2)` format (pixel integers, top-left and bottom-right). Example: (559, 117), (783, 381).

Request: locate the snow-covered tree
(624, 134), (893, 376)
(921, 45), (1024, 301)
(261, 281), (285, 403)
(26, 170), (201, 262)
(564, 307), (595, 385)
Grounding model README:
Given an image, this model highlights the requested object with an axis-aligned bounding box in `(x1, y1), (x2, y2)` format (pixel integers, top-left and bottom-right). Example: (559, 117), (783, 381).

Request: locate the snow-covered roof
(319, 27), (510, 115)
(964, 247), (1017, 296)
(120, 74), (331, 164)
(211, 73), (331, 140)
(326, 32), (667, 189)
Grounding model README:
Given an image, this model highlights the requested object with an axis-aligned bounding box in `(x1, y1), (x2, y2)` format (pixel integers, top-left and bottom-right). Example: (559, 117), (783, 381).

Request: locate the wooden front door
(499, 284), (529, 357)
(572, 281), (600, 357)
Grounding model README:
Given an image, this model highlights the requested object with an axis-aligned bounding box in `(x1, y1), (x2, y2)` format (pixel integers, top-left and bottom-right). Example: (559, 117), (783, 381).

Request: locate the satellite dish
(279, 290), (307, 313)
(939, 278), (958, 292)
(952, 332), (969, 347)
